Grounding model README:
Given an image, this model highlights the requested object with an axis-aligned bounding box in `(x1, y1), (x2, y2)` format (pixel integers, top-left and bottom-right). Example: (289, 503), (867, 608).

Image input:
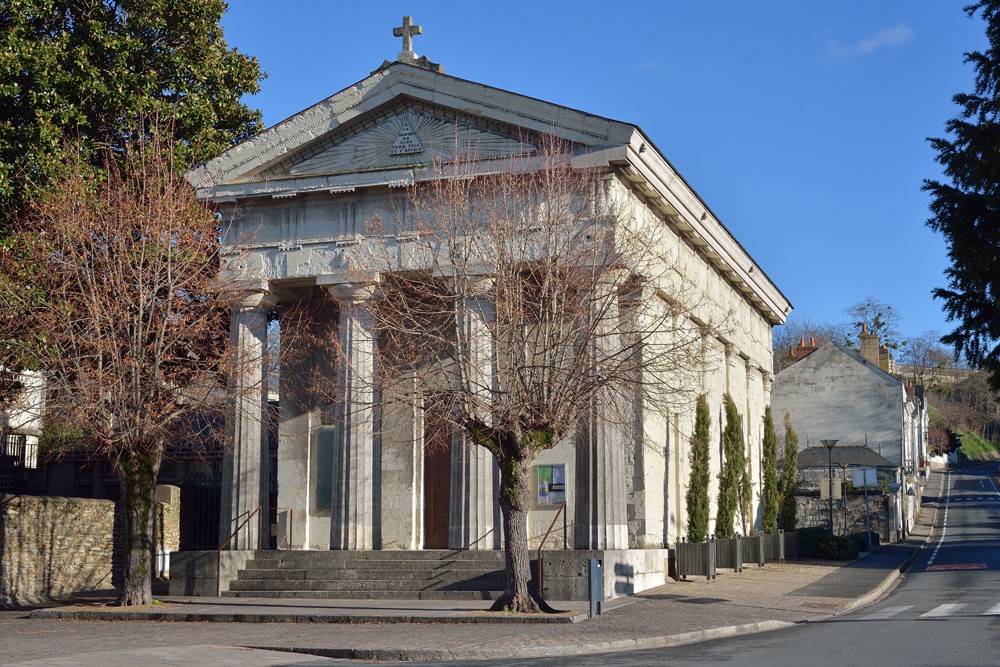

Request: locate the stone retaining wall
(795, 494), (896, 543)
(1, 494), (115, 606)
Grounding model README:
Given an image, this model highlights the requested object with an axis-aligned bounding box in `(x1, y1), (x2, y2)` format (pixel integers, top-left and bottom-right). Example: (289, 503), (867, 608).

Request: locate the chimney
(788, 336), (820, 364)
(859, 323), (881, 366)
(879, 344), (894, 374)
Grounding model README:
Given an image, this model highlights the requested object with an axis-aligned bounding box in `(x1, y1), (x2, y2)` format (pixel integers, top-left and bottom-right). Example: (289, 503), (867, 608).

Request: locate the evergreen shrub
(798, 526), (859, 561)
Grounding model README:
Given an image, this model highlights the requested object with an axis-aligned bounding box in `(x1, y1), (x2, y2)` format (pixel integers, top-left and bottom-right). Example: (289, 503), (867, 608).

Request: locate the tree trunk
(490, 452), (540, 613)
(117, 450), (160, 606)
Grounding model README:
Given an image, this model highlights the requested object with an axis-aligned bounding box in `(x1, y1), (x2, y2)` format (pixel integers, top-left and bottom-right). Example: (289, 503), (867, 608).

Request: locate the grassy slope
(959, 432), (1000, 460)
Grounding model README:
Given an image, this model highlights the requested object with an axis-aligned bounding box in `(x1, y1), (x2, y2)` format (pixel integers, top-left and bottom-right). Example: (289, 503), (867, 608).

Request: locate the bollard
(707, 536), (717, 580)
(588, 558), (603, 618)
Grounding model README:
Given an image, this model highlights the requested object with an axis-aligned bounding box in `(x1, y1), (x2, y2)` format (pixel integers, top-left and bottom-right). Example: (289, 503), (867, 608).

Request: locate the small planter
(716, 535), (743, 573)
(675, 537), (716, 580)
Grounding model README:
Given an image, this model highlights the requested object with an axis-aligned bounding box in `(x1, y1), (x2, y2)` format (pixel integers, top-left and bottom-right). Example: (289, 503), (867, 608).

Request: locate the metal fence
(0, 433), (26, 494)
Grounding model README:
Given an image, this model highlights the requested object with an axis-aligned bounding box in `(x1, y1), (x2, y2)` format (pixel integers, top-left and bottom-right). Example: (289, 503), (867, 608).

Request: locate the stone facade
(1, 494), (115, 606)
(186, 52), (790, 597)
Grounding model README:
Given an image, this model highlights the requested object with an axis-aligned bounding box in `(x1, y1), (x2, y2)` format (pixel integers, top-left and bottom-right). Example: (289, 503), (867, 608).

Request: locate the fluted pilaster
(450, 288), (500, 549)
(221, 290), (272, 549)
(328, 283), (378, 550)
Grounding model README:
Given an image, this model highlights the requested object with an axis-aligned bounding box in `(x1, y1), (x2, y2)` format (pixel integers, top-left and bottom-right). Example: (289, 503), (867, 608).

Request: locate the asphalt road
(398, 462), (1000, 667)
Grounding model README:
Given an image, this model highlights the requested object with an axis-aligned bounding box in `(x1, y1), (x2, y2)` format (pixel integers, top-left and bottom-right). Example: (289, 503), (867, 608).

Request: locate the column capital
(233, 286), (276, 310)
(327, 280), (378, 303)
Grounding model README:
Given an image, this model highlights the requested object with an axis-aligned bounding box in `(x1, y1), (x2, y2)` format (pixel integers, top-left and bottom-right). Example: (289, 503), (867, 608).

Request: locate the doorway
(423, 399), (451, 549)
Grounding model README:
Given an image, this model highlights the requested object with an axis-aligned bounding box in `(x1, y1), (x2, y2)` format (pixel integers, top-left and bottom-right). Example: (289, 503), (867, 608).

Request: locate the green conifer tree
(778, 412), (800, 532)
(761, 406), (779, 533)
(715, 394), (745, 539)
(685, 395), (711, 542)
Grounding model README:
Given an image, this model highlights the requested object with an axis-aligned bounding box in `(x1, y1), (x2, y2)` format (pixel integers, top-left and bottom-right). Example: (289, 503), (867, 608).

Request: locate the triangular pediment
(188, 63), (637, 193)
(244, 106), (538, 183)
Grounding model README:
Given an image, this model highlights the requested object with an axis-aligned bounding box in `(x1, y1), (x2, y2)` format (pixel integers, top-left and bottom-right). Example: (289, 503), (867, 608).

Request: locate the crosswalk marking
(920, 603), (968, 618)
(863, 602), (1000, 619)
(863, 605), (912, 619)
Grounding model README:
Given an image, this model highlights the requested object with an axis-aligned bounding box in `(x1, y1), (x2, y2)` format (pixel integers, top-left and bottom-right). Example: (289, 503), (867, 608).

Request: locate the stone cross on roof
(393, 16), (423, 60)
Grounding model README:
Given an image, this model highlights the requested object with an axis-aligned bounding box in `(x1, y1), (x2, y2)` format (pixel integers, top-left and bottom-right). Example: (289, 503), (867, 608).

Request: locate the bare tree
(351, 139), (720, 612)
(0, 135), (251, 605)
(897, 330), (954, 388)
(844, 297), (903, 350)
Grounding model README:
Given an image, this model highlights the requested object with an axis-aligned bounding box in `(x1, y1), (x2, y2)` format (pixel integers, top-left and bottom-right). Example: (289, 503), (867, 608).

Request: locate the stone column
(328, 283), (378, 550)
(220, 291), (272, 550)
(575, 278), (629, 550)
(449, 287), (500, 550)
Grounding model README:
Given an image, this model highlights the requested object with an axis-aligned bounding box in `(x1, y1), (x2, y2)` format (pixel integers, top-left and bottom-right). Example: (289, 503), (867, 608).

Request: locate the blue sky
(219, 1), (986, 341)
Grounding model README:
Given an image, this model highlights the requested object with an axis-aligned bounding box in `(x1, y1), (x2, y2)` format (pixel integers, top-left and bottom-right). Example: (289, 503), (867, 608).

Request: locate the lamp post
(821, 439), (838, 534)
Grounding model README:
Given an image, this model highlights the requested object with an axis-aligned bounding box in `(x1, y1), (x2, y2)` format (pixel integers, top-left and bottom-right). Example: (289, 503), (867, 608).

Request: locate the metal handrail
(216, 504), (263, 597)
(535, 501), (567, 600)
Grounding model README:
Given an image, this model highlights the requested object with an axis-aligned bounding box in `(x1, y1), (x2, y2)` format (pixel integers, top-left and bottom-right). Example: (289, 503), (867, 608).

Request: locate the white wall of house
(772, 343), (907, 467)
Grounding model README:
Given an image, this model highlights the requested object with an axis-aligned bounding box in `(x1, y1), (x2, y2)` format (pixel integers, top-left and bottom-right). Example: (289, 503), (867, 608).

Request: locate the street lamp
(821, 439), (838, 534)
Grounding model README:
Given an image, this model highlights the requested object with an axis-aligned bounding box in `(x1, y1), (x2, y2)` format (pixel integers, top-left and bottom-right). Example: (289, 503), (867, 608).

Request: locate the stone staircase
(224, 550), (507, 600)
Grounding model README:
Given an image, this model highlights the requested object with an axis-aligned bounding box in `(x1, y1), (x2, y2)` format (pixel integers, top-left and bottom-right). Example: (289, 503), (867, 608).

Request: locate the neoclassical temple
(188, 20), (790, 580)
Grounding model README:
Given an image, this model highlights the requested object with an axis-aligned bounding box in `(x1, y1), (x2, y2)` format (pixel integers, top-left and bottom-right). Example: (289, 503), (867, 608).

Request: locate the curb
(249, 619), (795, 662)
(28, 608), (588, 624)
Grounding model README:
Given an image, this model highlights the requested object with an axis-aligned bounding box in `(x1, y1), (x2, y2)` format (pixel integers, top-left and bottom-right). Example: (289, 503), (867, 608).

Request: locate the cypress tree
(685, 395), (711, 542)
(778, 412), (800, 532)
(715, 394), (744, 539)
(761, 406), (779, 533)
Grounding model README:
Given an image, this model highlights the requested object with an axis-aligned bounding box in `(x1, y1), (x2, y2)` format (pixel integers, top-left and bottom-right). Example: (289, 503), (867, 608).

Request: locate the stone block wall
(795, 494), (896, 543)
(153, 485), (180, 577)
(1, 494), (115, 606)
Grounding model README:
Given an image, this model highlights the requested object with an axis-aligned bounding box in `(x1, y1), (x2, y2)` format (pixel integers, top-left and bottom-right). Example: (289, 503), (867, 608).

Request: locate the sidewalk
(5, 476), (939, 665)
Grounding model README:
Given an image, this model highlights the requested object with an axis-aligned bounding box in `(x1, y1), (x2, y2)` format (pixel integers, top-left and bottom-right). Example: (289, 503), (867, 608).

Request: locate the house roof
(795, 445), (896, 468)
(775, 341), (903, 386)
(186, 62), (790, 324)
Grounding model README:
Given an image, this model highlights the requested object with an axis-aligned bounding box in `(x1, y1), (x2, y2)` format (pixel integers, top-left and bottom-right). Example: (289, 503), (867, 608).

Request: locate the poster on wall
(537, 464), (566, 506)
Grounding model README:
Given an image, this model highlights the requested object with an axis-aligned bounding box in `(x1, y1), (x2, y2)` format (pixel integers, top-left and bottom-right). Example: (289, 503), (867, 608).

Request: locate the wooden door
(423, 400), (451, 549)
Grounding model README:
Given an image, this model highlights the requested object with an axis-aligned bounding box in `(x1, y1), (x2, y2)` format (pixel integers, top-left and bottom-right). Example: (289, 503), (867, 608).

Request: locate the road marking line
(927, 472), (950, 567)
(985, 604), (1000, 616)
(920, 603), (967, 618)
(864, 605), (912, 619)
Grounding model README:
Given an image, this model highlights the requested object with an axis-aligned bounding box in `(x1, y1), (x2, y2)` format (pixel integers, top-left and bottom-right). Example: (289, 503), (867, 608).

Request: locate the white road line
(985, 603), (1000, 616)
(927, 472), (950, 567)
(864, 605), (912, 619)
(920, 603), (967, 618)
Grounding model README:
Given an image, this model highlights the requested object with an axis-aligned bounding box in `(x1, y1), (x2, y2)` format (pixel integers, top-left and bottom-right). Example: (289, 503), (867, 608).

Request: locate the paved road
(434, 463), (1000, 667)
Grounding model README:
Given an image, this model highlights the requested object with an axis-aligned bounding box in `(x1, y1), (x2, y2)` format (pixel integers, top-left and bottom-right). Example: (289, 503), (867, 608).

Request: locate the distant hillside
(957, 431), (1000, 462)
(926, 369), (1000, 448)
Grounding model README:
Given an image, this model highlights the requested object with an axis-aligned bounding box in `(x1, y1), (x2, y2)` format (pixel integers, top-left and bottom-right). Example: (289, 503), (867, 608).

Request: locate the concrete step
(243, 558), (503, 572)
(246, 550), (504, 563)
(237, 568), (505, 582)
(221, 589), (501, 601)
(229, 577), (503, 593)
(229, 550), (508, 601)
